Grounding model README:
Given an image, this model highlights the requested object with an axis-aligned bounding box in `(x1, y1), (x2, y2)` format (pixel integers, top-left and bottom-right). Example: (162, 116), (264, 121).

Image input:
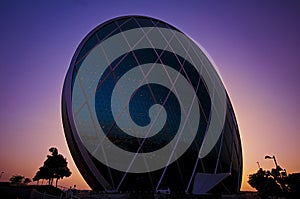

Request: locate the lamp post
(264, 155), (287, 192)
(265, 155), (278, 168)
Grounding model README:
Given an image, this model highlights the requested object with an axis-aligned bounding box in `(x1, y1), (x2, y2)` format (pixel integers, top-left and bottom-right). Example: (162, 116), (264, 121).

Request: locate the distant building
(62, 16), (242, 194)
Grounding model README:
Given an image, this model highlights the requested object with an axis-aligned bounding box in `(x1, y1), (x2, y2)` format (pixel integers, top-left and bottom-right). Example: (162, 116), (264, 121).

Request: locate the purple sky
(0, 0), (299, 190)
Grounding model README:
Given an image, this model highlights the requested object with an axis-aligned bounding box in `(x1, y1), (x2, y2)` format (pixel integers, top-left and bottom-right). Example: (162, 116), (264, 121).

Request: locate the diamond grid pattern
(67, 16), (242, 193)
(77, 17), (210, 189)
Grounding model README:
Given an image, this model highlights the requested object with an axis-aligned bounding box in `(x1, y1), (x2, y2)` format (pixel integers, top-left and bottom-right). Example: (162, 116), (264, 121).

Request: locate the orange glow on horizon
(1, 1), (299, 193)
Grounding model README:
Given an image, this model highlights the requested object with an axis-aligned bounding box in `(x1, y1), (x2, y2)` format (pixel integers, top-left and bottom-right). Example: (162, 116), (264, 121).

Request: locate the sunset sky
(0, 0), (299, 191)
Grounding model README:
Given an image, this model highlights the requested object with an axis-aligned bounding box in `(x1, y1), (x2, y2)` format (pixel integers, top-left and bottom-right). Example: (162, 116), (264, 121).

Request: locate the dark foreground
(0, 184), (292, 199)
(0, 184), (259, 199)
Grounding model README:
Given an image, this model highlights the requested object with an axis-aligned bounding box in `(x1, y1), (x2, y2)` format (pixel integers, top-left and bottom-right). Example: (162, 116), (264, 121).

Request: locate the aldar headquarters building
(62, 16), (243, 194)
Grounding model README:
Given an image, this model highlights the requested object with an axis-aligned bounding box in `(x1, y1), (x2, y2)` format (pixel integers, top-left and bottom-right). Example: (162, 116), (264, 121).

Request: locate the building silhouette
(62, 15), (242, 194)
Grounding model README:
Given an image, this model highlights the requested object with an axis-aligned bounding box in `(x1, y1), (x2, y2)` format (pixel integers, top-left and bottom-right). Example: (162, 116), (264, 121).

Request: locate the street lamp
(265, 155), (278, 168)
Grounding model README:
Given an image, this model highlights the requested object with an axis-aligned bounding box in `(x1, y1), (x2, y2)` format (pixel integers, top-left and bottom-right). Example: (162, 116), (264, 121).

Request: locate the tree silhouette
(33, 147), (71, 187)
(33, 166), (51, 185)
(10, 175), (25, 185)
(9, 175), (32, 186)
(249, 156), (300, 198)
(287, 173), (300, 194)
(24, 177), (31, 184)
(248, 168), (282, 198)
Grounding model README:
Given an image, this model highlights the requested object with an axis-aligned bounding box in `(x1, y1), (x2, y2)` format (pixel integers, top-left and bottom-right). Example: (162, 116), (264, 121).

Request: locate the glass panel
(96, 22), (119, 42)
(136, 17), (155, 27)
(77, 34), (98, 60)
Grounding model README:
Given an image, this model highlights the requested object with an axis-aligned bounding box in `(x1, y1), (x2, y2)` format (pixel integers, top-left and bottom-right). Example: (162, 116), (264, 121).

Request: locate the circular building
(62, 16), (242, 194)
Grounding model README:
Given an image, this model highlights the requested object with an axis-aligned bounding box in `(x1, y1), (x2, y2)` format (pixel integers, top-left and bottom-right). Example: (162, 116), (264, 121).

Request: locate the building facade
(62, 16), (243, 194)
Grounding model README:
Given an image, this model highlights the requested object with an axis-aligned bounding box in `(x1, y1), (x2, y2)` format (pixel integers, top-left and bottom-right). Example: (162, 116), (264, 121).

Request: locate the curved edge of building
(61, 15), (243, 194)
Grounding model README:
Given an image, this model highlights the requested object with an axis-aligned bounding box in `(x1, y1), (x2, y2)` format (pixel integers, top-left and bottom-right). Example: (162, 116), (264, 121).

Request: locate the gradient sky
(0, 0), (299, 191)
